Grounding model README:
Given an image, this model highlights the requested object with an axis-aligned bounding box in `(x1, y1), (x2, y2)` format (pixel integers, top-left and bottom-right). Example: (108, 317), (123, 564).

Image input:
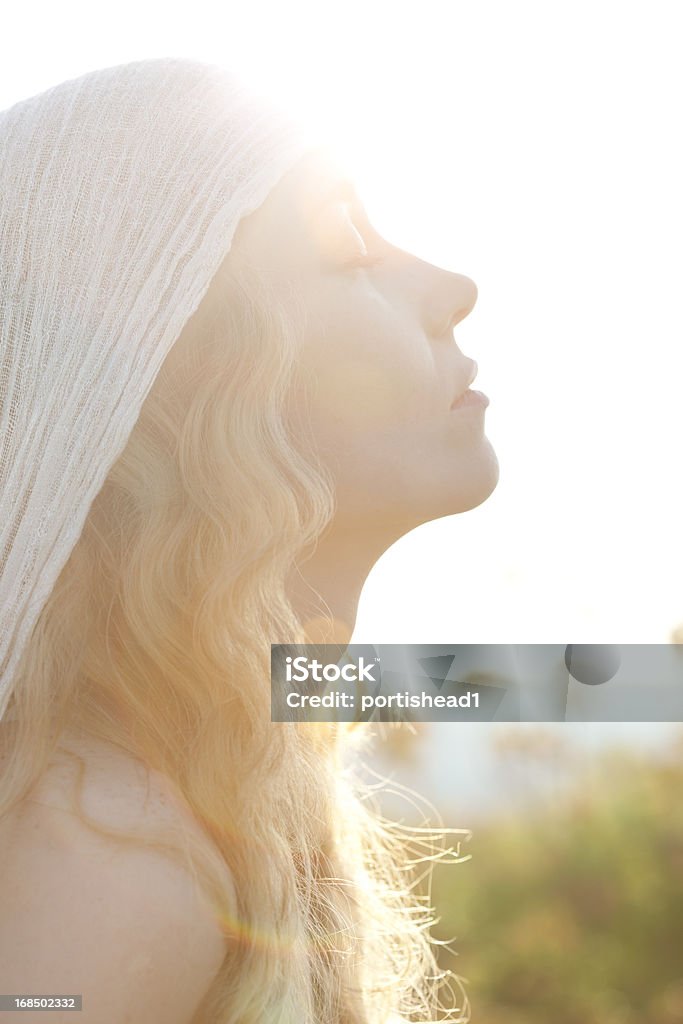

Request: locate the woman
(0, 59), (498, 1023)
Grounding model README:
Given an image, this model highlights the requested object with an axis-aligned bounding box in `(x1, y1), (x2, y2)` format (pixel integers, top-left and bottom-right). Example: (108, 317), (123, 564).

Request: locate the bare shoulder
(0, 730), (234, 1023)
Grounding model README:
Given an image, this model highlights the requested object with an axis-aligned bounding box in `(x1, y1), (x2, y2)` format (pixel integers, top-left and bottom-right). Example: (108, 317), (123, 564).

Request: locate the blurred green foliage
(429, 727), (683, 1024)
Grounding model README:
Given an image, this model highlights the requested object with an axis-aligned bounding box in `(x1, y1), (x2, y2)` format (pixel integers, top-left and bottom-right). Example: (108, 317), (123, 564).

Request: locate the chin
(338, 441), (500, 534)
(431, 442), (500, 520)
(463, 446), (500, 510)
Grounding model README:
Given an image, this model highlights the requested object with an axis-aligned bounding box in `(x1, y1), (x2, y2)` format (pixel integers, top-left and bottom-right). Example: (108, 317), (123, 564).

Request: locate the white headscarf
(0, 58), (321, 722)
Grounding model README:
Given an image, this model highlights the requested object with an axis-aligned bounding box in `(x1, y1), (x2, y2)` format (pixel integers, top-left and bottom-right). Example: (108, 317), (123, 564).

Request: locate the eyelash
(342, 205), (385, 269)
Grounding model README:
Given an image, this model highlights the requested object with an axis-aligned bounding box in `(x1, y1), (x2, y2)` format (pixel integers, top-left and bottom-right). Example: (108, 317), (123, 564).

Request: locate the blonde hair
(0, 242), (470, 1023)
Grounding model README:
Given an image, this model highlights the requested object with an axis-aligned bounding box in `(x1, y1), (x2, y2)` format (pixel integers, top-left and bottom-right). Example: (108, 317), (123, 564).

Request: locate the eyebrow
(310, 178), (363, 215)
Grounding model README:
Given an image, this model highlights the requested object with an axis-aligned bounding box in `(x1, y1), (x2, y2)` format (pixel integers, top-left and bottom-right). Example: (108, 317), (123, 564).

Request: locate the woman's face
(233, 148), (499, 533)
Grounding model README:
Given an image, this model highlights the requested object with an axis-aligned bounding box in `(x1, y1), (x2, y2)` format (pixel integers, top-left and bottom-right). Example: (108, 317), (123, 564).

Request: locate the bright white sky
(3, 0), (682, 645)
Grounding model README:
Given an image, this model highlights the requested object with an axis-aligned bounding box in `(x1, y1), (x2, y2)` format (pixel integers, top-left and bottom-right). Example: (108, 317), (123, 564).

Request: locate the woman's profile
(0, 59), (498, 1023)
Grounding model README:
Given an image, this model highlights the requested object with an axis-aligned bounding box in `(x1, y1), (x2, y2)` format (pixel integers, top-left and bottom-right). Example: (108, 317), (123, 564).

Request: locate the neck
(287, 522), (404, 644)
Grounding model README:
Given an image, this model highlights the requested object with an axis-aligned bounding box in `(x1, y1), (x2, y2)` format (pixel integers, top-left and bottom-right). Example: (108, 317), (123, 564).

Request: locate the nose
(427, 271), (478, 338)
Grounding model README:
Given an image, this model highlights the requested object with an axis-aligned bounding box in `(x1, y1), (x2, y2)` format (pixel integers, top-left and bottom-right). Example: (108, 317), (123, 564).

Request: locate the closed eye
(342, 201), (386, 269)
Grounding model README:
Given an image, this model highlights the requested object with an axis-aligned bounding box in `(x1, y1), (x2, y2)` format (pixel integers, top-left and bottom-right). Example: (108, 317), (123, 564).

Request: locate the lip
(450, 389), (489, 411)
(449, 358), (483, 411)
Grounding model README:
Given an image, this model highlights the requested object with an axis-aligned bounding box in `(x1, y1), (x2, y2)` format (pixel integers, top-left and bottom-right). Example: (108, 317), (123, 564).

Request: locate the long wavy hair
(0, 234), (470, 1023)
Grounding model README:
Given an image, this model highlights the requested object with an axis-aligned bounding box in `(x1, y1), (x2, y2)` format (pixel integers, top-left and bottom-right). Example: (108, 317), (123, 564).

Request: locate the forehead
(268, 145), (357, 221)
(230, 146), (356, 263)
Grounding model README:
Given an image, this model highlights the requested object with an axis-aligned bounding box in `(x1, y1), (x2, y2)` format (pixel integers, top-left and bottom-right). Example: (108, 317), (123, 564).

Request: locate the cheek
(303, 318), (435, 441)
